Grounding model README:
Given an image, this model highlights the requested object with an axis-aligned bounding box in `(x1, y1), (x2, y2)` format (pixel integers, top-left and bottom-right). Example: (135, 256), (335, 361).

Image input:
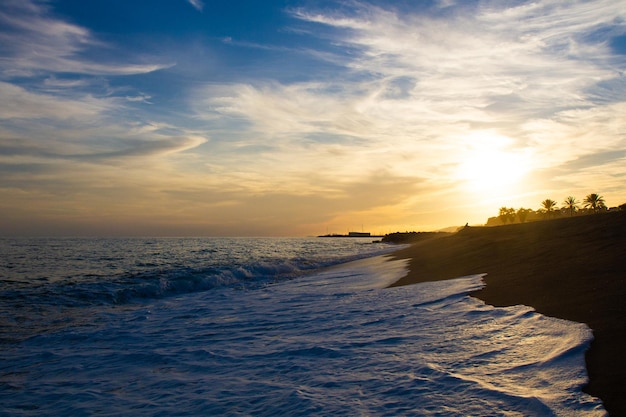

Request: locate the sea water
(0, 238), (606, 416)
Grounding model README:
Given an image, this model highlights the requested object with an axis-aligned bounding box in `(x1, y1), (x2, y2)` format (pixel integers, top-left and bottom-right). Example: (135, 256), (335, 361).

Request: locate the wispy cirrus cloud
(0, 0), (171, 77)
(0, 133), (207, 162)
(2, 0), (626, 236)
(195, 0), (626, 194)
(187, 0), (204, 12)
(0, 1), (201, 167)
(0, 81), (117, 120)
(0, 81), (206, 194)
(291, 0), (625, 114)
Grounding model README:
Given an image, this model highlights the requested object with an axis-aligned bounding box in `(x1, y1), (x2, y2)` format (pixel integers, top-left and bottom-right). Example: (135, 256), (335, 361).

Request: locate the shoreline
(388, 212), (626, 417)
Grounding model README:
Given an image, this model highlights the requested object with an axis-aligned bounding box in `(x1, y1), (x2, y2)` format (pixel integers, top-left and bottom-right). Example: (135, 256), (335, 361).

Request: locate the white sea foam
(0, 251), (606, 416)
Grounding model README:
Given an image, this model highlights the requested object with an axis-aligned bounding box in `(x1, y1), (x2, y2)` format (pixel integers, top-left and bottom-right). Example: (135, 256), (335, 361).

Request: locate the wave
(1, 245), (403, 309)
(1, 263), (606, 415)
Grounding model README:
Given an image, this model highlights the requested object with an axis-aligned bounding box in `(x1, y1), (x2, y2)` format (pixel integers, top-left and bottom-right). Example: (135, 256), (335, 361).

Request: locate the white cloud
(0, 81), (117, 119)
(207, 3), (621, 156)
(0, 80), (207, 168)
(0, 1), (199, 168)
(188, 0), (626, 221)
(0, 0), (170, 77)
(3, 0), (626, 234)
(187, 0), (204, 12)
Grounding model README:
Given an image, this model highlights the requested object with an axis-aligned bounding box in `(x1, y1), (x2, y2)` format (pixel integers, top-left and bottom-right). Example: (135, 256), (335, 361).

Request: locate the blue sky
(1, 0), (625, 236)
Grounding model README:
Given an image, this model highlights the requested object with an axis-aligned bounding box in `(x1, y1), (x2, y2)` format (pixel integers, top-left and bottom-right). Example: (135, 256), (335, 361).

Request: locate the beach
(389, 211), (626, 416)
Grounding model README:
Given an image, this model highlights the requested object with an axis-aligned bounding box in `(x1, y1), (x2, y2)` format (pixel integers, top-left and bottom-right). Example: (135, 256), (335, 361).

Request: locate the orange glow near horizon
(1, 2), (625, 237)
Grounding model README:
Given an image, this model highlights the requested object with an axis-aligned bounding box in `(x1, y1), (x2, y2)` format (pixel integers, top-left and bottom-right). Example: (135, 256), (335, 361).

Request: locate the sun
(455, 132), (530, 193)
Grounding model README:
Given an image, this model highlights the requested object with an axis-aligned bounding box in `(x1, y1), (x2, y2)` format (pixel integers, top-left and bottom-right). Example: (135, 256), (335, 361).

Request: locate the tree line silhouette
(488, 193), (624, 226)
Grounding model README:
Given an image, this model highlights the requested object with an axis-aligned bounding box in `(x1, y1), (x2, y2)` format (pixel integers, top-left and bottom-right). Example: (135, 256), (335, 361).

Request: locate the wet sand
(389, 212), (626, 416)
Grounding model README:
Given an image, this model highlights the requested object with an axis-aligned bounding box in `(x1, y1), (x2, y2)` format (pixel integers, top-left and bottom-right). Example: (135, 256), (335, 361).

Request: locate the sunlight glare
(455, 132), (530, 193)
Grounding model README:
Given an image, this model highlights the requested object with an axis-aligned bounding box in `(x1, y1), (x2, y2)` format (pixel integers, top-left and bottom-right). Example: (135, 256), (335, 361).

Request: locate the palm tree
(541, 199), (557, 217)
(583, 193), (606, 213)
(563, 196), (579, 217)
(517, 208), (531, 223)
(506, 207), (516, 223)
(498, 207), (509, 224)
(499, 207), (516, 224)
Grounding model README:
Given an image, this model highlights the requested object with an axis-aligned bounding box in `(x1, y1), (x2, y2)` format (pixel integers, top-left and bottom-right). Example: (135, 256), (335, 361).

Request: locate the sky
(1, 0), (625, 236)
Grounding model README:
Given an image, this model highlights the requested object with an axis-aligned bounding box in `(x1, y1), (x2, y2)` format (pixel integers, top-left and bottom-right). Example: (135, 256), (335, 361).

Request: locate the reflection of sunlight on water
(455, 131), (532, 194)
(453, 303), (594, 402)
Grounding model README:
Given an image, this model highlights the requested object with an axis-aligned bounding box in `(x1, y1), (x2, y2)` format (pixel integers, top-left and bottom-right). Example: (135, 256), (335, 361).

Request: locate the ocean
(0, 237), (606, 416)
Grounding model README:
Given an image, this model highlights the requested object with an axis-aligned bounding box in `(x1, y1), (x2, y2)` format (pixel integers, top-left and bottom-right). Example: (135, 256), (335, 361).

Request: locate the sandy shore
(389, 211), (626, 416)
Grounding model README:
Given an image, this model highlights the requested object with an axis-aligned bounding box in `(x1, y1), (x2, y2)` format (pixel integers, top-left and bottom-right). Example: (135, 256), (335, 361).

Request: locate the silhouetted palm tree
(563, 196), (579, 217)
(499, 207), (516, 224)
(498, 207), (509, 224)
(541, 199), (557, 217)
(517, 208), (531, 223)
(506, 207), (516, 223)
(583, 193), (606, 213)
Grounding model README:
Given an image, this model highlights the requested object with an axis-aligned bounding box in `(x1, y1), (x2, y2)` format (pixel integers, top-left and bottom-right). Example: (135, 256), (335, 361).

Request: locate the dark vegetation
(487, 193), (619, 226)
(381, 231), (449, 244)
(382, 194), (622, 243)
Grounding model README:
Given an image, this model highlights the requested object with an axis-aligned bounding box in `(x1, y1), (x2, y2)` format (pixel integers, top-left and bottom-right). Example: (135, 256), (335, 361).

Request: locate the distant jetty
(318, 232), (382, 238)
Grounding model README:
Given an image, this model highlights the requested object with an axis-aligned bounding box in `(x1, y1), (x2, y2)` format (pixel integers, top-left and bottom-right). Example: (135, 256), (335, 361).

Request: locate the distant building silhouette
(348, 232), (371, 237)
